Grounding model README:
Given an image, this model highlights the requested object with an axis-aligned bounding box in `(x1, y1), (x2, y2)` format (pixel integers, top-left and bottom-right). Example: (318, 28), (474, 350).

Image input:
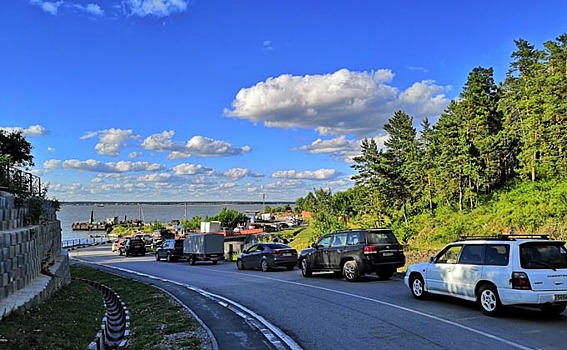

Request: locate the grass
(0, 264), (204, 350)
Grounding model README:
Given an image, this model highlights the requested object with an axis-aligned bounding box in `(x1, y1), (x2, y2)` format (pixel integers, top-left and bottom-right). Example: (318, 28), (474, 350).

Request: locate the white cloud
(271, 168), (337, 180)
(74, 3), (104, 16)
(30, 1), (64, 15)
(224, 68), (450, 137)
(222, 168), (249, 180)
(142, 132), (252, 159)
(62, 159), (164, 173)
(42, 159), (61, 171)
(0, 124), (49, 137)
(128, 152), (142, 159)
(123, 0), (188, 17)
(262, 40), (273, 51)
(81, 128), (140, 156)
(47, 147), (56, 152)
(173, 163), (214, 176)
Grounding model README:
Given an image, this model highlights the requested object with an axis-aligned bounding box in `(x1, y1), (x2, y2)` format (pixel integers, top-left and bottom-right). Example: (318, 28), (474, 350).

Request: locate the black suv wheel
(343, 261), (359, 282)
(301, 259), (312, 277)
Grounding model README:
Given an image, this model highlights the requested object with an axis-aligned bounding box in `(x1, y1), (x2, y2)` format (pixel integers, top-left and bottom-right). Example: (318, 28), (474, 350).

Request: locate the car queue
(114, 229), (567, 317)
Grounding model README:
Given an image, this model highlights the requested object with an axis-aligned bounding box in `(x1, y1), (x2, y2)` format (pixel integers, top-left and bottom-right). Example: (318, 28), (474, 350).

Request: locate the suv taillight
(511, 272), (532, 290)
(364, 245), (377, 254)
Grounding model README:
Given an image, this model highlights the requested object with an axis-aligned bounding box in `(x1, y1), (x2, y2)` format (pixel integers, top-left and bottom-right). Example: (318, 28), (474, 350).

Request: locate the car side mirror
(429, 256), (435, 263)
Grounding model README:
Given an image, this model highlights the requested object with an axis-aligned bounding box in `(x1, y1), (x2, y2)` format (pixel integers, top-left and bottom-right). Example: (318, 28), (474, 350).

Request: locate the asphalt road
(70, 245), (567, 350)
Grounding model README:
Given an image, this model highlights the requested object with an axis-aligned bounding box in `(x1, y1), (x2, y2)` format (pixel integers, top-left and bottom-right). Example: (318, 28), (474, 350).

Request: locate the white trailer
(200, 221), (221, 233)
(183, 233), (225, 265)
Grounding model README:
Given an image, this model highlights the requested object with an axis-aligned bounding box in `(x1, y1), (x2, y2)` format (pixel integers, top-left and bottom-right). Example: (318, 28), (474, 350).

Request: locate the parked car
(297, 228), (405, 282)
(155, 239), (184, 262)
(237, 242), (298, 271)
(119, 237), (146, 257)
(404, 234), (567, 316)
(111, 238), (125, 252)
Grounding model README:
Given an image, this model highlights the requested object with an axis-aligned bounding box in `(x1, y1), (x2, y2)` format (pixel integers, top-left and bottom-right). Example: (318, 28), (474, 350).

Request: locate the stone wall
(0, 191), (70, 320)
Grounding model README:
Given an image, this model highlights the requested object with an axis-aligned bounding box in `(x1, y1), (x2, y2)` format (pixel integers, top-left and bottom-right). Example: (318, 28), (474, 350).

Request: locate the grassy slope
(289, 180), (567, 269)
(0, 264), (203, 350)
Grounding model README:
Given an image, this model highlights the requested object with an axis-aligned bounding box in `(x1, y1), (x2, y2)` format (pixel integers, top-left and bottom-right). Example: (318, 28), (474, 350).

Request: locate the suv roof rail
(458, 234), (550, 241)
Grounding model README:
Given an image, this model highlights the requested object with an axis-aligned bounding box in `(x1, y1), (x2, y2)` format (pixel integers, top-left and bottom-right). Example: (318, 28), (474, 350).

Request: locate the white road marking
(73, 258), (302, 350)
(199, 267), (536, 350)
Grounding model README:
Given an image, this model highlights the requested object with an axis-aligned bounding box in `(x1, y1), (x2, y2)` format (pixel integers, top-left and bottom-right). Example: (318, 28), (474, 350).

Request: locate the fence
(0, 160), (42, 197)
(62, 237), (112, 248)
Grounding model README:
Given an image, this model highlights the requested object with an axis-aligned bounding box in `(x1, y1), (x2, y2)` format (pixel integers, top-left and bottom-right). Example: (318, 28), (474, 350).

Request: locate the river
(58, 202), (291, 241)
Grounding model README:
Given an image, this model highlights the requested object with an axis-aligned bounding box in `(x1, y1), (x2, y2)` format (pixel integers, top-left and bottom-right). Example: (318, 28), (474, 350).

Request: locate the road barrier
(74, 278), (130, 350)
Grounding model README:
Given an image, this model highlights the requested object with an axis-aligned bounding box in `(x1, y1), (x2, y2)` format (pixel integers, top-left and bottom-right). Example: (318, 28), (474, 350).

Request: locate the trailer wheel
(189, 255), (196, 265)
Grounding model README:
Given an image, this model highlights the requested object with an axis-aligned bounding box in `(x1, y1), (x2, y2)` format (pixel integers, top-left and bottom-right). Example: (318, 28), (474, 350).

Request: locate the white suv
(404, 234), (567, 316)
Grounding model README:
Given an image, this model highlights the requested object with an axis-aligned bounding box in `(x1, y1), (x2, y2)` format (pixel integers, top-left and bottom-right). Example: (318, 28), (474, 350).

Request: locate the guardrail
(74, 278), (130, 350)
(62, 238), (111, 248)
(0, 161), (42, 197)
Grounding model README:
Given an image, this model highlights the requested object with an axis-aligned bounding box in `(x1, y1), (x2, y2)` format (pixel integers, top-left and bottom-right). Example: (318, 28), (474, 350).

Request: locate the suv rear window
(367, 231), (398, 244)
(520, 242), (567, 269)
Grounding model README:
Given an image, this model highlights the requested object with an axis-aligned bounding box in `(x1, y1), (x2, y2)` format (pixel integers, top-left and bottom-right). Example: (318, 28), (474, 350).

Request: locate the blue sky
(1, 0), (566, 202)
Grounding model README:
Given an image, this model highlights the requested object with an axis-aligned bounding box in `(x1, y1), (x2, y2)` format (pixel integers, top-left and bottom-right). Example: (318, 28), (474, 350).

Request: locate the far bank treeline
(294, 33), (567, 246)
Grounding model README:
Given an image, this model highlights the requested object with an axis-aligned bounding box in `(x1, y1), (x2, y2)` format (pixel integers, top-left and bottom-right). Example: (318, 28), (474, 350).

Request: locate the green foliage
(181, 216), (201, 230)
(0, 129), (34, 168)
(207, 207), (248, 229)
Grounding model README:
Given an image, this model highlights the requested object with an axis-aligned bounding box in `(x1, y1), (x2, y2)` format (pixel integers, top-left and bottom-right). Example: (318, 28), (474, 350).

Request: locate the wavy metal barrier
(73, 278), (130, 350)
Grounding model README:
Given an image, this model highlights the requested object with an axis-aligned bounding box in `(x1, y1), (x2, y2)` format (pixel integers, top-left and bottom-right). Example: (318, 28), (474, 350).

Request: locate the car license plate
(554, 294), (567, 302)
(382, 252), (393, 257)
(283, 253), (292, 257)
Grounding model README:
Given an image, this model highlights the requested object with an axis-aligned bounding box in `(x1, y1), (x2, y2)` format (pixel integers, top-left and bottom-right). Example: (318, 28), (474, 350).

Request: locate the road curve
(70, 244), (567, 350)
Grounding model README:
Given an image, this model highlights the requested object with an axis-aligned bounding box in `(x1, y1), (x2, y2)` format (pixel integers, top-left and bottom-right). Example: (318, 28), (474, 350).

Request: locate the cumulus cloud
(62, 159), (164, 173)
(271, 168), (337, 180)
(30, 0), (64, 15)
(262, 40), (273, 51)
(42, 159), (61, 171)
(142, 132), (252, 159)
(74, 3), (104, 16)
(293, 135), (389, 163)
(224, 68), (450, 137)
(173, 163), (214, 176)
(123, 0), (188, 17)
(81, 128), (140, 156)
(0, 124), (49, 137)
(222, 168), (249, 180)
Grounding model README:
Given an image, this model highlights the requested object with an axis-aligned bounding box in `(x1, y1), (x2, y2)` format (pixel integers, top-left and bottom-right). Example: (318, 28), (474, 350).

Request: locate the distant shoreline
(61, 201), (295, 206)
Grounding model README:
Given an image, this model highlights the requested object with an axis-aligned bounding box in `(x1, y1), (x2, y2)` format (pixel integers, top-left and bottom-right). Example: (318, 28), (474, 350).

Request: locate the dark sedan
(236, 242), (298, 272)
(155, 239), (184, 262)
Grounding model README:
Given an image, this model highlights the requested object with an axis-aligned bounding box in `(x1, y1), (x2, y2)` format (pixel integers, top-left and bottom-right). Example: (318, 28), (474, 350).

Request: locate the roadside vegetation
(0, 264), (205, 350)
(291, 33), (567, 262)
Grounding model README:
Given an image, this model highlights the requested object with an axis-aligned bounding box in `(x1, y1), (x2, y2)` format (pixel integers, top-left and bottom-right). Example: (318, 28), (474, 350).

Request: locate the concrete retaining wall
(0, 191), (70, 320)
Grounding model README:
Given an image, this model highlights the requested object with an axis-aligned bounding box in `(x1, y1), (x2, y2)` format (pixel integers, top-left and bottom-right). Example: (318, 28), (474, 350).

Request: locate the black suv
(155, 239), (184, 262)
(297, 228), (405, 282)
(119, 237), (147, 257)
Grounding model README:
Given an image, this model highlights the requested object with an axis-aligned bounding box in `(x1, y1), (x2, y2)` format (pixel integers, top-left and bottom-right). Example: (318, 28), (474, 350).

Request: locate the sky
(1, 0), (566, 203)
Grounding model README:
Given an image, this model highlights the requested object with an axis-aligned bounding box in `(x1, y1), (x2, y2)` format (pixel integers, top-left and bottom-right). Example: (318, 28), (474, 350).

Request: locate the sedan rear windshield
(520, 242), (567, 269)
(367, 231), (398, 244)
(266, 243), (291, 249)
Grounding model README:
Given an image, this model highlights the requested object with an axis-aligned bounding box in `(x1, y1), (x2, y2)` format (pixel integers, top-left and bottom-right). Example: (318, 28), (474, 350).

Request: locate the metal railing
(62, 237), (112, 248)
(0, 160), (42, 197)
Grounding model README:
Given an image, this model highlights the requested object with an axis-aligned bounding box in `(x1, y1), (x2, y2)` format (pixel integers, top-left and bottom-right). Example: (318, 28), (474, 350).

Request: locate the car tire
(167, 253), (172, 262)
(188, 255), (196, 265)
(286, 265), (295, 271)
(261, 259), (270, 272)
(301, 259), (312, 277)
(155, 253), (160, 261)
(343, 261), (359, 282)
(541, 303), (567, 315)
(119, 250), (123, 256)
(212, 260), (218, 265)
(237, 259), (245, 270)
(409, 274), (429, 300)
(478, 284), (503, 317)
(125, 251), (130, 257)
